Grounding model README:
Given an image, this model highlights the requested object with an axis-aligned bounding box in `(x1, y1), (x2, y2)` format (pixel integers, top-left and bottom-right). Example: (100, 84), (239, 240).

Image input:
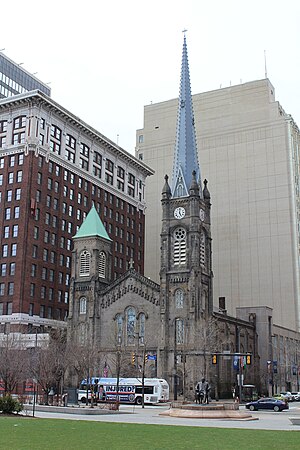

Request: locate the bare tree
(196, 315), (220, 379)
(30, 330), (70, 405)
(0, 334), (29, 395)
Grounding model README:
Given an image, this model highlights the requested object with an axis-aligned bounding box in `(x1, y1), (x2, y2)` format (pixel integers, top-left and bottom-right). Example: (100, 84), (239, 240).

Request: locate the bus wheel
(81, 398), (86, 404)
(135, 397), (142, 406)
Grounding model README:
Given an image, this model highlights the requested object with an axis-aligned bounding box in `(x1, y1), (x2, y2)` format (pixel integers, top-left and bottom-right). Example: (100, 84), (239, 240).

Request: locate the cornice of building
(0, 313), (67, 328)
(0, 89), (154, 177)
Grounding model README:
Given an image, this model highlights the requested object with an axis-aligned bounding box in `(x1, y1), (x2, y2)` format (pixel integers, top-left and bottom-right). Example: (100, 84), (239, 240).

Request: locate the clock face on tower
(174, 207), (186, 219)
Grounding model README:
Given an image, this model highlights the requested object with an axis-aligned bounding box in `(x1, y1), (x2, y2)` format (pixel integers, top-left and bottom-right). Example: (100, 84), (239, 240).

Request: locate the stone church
(68, 35), (259, 399)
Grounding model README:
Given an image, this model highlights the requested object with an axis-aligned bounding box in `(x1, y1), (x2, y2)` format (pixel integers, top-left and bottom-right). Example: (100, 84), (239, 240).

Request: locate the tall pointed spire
(171, 33), (202, 198)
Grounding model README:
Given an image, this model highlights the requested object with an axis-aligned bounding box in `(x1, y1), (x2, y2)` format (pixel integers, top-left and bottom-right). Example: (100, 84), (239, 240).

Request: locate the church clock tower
(159, 34), (213, 393)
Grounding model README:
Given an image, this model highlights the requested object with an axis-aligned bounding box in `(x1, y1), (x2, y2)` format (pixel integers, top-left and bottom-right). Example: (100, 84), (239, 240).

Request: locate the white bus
(78, 377), (169, 405)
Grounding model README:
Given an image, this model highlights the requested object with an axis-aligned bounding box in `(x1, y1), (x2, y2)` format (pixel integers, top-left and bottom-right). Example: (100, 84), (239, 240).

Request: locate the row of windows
(2, 244), (17, 257)
(0, 170), (23, 185)
(30, 283), (69, 305)
(0, 301), (12, 315)
(0, 117), (142, 199)
(31, 265), (70, 285)
(3, 225), (18, 238)
(0, 73), (28, 95)
(0, 154), (24, 167)
(3, 206), (20, 219)
(0, 263), (16, 276)
(28, 303), (67, 320)
(79, 250), (106, 279)
(0, 188), (21, 202)
(0, 282), (14, 296)
(173, 227), (207, 268)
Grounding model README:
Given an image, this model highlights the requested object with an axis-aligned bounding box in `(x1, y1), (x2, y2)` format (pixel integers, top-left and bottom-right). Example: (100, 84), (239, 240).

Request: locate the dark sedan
(245, 397), (289, 412)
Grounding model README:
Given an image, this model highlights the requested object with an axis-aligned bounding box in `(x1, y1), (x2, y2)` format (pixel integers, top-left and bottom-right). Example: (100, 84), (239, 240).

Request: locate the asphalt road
(31, 403), (300, 431)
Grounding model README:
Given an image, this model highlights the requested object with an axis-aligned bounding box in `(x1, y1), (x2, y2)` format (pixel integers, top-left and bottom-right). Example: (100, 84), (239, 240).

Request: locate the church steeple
(171, 33), (202, 198)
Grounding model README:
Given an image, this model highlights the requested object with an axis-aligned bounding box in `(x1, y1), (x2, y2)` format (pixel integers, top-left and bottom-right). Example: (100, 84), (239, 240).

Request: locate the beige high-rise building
(136, 79), (300, 332)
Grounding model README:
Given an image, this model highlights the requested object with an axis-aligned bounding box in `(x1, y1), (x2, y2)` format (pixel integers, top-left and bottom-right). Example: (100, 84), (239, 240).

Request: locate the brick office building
(0, 90), (153, 340)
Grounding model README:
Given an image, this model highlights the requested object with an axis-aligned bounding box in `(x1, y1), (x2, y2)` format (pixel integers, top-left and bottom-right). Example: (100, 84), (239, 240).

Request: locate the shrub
(0, 395), (23, 414)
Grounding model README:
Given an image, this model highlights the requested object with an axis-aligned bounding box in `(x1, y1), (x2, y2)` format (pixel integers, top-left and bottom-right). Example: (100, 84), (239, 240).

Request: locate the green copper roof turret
(73, 205), (111, 240)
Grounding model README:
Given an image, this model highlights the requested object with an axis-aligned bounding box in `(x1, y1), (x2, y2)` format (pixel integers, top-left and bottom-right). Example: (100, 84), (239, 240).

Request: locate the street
(31, 403), (300, 431)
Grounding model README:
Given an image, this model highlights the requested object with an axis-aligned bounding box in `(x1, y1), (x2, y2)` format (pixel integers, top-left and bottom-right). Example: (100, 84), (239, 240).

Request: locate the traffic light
(212, 354), (217, 365)
(131, 352), (136, 365)
(144, 353), (148, 363)
(246, 354), (251, 365)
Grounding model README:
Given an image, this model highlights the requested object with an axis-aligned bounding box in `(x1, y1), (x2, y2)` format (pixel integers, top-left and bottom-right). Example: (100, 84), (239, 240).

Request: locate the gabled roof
(73, 205), (111, 241)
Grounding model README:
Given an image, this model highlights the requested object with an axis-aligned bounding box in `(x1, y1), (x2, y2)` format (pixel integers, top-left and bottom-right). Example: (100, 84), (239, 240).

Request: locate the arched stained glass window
(79, 250), (90, 276)
(175, 289), (184, 308)
(127, 307), (136, 344)
(79, 296), (87, 314)
(99, 251), (106, 278)
(173, 227), (187, 266)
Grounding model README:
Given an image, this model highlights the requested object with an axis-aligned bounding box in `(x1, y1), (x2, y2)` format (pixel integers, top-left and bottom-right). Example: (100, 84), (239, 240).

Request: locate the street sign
(147, 355), (157, 361)
(233, 355), (239, 370)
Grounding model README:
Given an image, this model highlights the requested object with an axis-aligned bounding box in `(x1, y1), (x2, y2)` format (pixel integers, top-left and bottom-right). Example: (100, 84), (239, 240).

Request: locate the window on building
(0, 120), (8, 133)
(30, 283), (35, 297)
(99, 251), (106, 278)
(6, 190), (12, 202)
(13, 206), (19, 219)
(18, 154), (24, 165)
(50, 125), (61, 154)
(17, 170), (23, 183)
(80, 250), (91, 276)
(115, 314), (123, 343)
(9, 263), (15, 276)
(15, 188), (21, 201)
(3, 226), (9, 238)
(200, 232), (206, 267)
(126, 307), (136, 345)
(29, 303), (34, 316)
(0, 283), (5, 296)
(173, 227), (187, 266)
(8, 282), (14, 295)
(1, 264), (6, 276)
(175, 289), (184, 308)
(12, 225), (18, 237)
(32, 245), (38, 258)
(41, 286), (46, 299)
(31, 264), (37, 277)
(79, 297), (87, 314)
(2, 245), (8, 257)
(139, 313), (145, 344)
(175, 319), (184, 344)
(7, 302), (12, 314)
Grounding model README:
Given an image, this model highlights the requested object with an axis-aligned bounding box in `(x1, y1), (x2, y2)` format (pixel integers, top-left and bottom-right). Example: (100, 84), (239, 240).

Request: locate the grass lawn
(0, 416), (299, 450)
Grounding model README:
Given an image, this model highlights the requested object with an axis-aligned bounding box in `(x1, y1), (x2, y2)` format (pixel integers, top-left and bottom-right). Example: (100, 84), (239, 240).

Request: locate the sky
(1, 0), (300, 154)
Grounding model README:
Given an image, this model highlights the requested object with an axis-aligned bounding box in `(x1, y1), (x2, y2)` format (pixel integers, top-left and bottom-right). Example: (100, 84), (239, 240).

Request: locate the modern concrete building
(0, 52), (51, 99)
(136, 78), (300, 332)
(0, 89), (153, 339)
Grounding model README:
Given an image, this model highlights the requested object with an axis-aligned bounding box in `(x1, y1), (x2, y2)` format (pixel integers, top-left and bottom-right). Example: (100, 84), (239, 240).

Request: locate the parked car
(245, 397), (289, 412)
(280, 392), (293, 402)
(291, 392), (300, 401)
